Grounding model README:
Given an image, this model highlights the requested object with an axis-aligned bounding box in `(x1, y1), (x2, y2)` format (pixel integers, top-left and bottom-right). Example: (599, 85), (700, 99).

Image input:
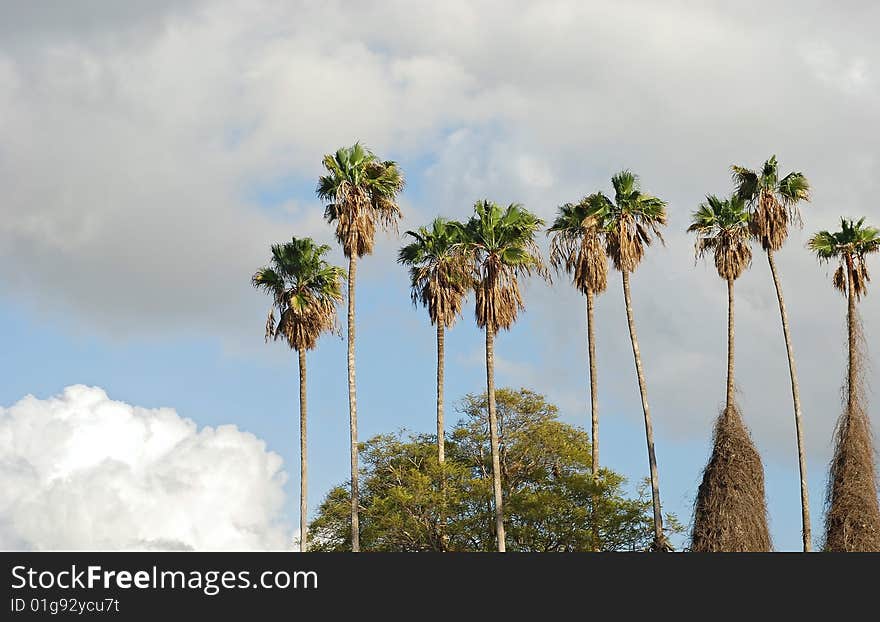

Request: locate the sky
(1, 0), (879, 551)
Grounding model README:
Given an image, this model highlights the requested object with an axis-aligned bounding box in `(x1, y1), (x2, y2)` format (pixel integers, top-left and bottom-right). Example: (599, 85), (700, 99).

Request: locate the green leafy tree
(309, 388), (683, 551)
(317, 143), (405, 551)
(584, 171), (670, 550)
(732, 155), (812, 551)
(252, 237), (344, 551)
(809, 218), (880, 551)
(548, 200), (608, 549)
(456, 201), (549, 551)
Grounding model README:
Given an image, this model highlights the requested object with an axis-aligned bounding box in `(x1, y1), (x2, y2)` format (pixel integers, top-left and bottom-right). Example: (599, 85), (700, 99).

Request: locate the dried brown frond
(274, 296), (339, 352)
(412, 256), (470, 328)
(750, 190), (789, 252)
(824, 312), (880, 551)
(852, 257), (871, 300)
(327, 183), (376, 258)
(549, 223), (608, 295)
(607, 214), (644, 273)
(690, 404), (772, 552)
(696, 237), (752, 282)
(833, 266), (847, 294)
(474, 254), (524, 332)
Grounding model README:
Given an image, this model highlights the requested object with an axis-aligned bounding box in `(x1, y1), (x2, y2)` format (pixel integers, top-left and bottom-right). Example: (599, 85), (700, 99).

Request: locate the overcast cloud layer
(2, 0), (880, 547)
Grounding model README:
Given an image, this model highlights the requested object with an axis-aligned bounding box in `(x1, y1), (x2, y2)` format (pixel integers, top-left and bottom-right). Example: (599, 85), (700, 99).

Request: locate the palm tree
(252, 237), (345, 552)
(687, 195), (771, 551)
(809, 217), (880, 551)
(317, 142), (405, 552)
(583, 171), (669, 550)
(458, 200), (548, 552)
(732, 155), (813, 551)
(547, 200), (608, 550)
(398, 218), (469, 466)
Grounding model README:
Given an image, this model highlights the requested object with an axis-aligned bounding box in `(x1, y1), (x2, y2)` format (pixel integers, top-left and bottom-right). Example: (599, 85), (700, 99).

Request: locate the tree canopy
(309, 388), (682, 551)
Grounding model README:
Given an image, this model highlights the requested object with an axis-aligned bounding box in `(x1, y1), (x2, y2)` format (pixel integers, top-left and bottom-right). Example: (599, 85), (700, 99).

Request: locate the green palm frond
(317, 143), (405, 258)
(458, 200), (549, 331)
(809, 217), (880, 299)
(251, 237), (345, 350)
(547, 199), (608, 295)
(732, 156), (811, 252)
(687, 194), (752, 281)
(588, 171), (667, 273)
(398, 217), (470, 327)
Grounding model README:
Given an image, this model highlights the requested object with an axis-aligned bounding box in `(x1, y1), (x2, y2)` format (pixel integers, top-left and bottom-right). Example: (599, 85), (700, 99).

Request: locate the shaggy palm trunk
(485, 326), (506, 552)
(298, 348), (308, 552)
(347, 255), (360, 552)
(586, 289), (600, 551)
(824, 256), (880, 551)
(690, 276), (772, 552)
(622, 271), (665, 549)
(767, 250), (812, 552)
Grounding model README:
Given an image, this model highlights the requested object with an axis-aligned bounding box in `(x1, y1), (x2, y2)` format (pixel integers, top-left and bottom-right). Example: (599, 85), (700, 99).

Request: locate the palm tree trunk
(622, 270), (665, 548)
(846, 256), (856, 413)
(766, 250), (811, 552)
(347, 254), (360, 552)
(586, 289), (600, 551)
(485, 326), (506, 552)
(437, 323), (445, 464)
(298, 347), (308, 553)
(726, 278), (735, 410)
(437, 322), (448, 552)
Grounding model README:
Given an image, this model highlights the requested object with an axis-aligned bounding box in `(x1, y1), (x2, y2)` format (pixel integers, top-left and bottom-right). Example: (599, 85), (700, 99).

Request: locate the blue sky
(2, 0), (880, 551)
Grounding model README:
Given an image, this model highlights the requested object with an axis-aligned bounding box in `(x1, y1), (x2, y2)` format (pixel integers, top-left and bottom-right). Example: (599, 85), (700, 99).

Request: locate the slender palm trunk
(298, 348), (308, 553)
(347, 255), (360, 552)
(767, 250), (811, 552)
(437, 324), (445, 464)
(621, 270), (665, 548)
(485, 326), (506, 552)
(586, 289), (600, 551)
(437, 322), (448, 552)
(726, 278), (735, 410)
(846, 256), (857, 413)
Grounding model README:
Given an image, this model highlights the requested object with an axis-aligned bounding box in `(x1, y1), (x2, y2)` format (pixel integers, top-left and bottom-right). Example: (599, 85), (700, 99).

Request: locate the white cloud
(0, 385), (290, 551)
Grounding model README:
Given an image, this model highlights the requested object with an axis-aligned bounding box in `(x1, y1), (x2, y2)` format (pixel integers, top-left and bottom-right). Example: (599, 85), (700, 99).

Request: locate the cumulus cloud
(0, 385), (290, 551)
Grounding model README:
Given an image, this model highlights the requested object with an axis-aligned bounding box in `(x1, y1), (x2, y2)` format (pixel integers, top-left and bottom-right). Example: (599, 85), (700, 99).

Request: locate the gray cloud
(1, 0), (879, 473)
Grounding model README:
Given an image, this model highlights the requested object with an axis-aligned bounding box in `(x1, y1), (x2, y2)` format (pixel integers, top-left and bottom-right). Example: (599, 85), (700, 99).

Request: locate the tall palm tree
(688, 195), (771, 551)
(317, 142), (405, 552)
(583, 171), (670, 550)
(398, 218), (469, 465)
(458, 200), (548, 552)
(252, 237), (345, 552)
(547, 200), (608, 550)
(809, 217), (880, 551)
(732, 155), (813, 551)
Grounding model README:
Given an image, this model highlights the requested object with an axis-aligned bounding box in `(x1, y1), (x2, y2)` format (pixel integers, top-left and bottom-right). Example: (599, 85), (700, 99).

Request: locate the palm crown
(548, 200), (609, 295)
(732, 155), (811, 252)
(458, 200), (548, 331)
(584, 171), (667, 273)
(808, 218), (880, 299)
(317, 142), (405, 258)
(687, 194), (752, 281)
(252, 237), (345, 350)
(398, 218), (470, 328)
